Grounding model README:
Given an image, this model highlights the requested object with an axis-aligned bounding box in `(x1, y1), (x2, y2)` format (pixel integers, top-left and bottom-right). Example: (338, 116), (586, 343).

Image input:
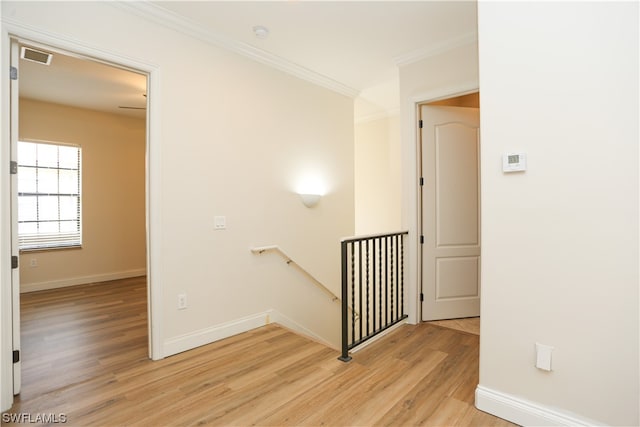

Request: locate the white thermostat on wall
(502, 152), (527, 172)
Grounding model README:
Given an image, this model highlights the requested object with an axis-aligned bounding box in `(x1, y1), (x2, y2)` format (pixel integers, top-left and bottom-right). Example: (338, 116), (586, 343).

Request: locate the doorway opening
(418, 92), (480, 335)
(9, 38), (152, 398)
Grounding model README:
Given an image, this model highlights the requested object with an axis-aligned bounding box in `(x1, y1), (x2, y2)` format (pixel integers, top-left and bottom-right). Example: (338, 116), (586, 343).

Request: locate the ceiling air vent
(20, 47), (52, 65)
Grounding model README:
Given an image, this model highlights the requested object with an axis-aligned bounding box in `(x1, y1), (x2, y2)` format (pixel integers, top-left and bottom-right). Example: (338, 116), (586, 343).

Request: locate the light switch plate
(214, 216), (226, 230)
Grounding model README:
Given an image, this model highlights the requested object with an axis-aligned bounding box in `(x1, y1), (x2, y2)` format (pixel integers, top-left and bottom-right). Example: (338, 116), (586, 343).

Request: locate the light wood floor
(5, 278), (516, 426)
(428, 317), (480, 336)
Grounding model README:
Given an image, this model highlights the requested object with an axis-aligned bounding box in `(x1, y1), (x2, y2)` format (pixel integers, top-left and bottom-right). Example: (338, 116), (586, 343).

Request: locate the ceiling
(19, 46), (148, 118)
(18, 1), (478, 121)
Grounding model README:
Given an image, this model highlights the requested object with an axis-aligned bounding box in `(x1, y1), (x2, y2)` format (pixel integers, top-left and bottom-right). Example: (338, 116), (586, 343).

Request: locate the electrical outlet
(178, 293), (187, 310)
(535, 343), (554, 371)
(30, 258), (38, 268)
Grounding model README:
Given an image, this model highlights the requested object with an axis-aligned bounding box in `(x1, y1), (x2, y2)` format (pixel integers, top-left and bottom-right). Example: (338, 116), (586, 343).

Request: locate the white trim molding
(163, 311), (271, 357)
(349, 318), (406, 353)
(394, 31), (477, 67)
(410, 82), (480, 107)
(20, 269), (147, 293)
(163, 309), (336, 357)
(475, 385), (606, 427)
(110, 2), (359, 99)
(0, 19), (14, 415)
(269, 310), (337, 350)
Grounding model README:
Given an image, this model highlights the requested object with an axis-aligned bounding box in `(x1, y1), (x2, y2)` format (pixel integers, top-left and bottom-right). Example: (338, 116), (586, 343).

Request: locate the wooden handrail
(250, 245), (358, 318)
(341, 230), (409, 244)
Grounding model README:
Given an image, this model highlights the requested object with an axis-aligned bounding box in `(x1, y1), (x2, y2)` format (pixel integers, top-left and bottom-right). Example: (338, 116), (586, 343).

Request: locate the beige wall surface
(477, 2), (638, 425)
(354, 115), (401, 235)
(1, 1), (354, 359)
(18, 99), (147, 292)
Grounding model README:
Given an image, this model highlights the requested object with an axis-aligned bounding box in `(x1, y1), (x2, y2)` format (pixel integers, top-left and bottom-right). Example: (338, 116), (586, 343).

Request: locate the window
(17, 141), (82, 250)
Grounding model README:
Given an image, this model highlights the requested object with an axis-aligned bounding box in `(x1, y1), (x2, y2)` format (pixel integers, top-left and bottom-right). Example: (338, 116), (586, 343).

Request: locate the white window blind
(17, 141), (82, 250)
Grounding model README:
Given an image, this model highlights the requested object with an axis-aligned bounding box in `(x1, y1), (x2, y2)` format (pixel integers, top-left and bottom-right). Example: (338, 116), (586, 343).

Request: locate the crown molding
(394, 31), (477, 67)
(355, 108), (400, 124)
(111, 1), (360, 98)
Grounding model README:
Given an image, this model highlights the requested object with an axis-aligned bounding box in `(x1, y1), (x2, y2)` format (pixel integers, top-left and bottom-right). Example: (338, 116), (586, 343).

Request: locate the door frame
(1, 22), (164, 411)
(418, 104), (480, 321)
(404, 83), (479, 324)
(9, 39), (20, 396)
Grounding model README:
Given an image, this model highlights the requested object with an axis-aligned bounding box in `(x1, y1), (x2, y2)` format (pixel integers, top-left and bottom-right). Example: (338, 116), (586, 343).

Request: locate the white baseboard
(475, 385), (605, 426)
(269, 310), (338, 350)
(349, 319), (407, 353)
(20, 269), (147, 293)
(163, 311), (272, 357)
(163, 309), (338, 358)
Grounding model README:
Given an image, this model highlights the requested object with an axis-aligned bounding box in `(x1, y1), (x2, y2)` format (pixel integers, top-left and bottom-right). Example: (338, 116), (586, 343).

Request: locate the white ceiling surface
(19, 47), (148, 118)
(18, 1), (478, 121)
(149, 0), (478, 118)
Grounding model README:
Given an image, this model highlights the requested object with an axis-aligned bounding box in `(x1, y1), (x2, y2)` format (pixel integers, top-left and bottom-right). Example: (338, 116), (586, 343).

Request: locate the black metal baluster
(339, 241), (351, 362)
(384, 236), (389, 327)
(358, 241), (363, 341)
(395, 235), (399, 319)
(378, 238), (382, 332)
(350, 242), (355, 347)
(372, 238), (377, 333)
(400, 235), (405, 316)
(391, 236), (395, 321)
(366, 240), (370, 337)
(339, 231), (408, 362)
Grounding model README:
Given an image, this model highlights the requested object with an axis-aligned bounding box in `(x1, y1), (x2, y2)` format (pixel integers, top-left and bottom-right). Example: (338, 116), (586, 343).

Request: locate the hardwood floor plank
(428, 317), (480, 336)
(373, 335), (482, 426)
(4, 278), (516, 426)
(424, 397), (472, 426)
(256, 361), (372, 426)
(232, 354), (337, 426)
(309, 349), (449, 427)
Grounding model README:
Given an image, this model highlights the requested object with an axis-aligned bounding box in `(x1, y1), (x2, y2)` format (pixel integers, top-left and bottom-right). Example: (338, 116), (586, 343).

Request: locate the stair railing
(338, 231), (409, 362)
(250, 245), (358, 319)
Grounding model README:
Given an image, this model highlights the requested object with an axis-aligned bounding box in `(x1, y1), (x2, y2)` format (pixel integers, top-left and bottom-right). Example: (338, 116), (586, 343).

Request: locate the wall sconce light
(300, 193), (321, 208)
(295, 172), (326, 208)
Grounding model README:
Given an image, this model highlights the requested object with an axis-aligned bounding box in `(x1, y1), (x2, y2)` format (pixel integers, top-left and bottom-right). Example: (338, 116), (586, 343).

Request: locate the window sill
(19, 245), (82, 254)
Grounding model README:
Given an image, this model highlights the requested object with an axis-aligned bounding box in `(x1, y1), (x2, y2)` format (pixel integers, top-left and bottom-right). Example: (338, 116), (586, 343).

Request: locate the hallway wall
(476, 2), (638, 425)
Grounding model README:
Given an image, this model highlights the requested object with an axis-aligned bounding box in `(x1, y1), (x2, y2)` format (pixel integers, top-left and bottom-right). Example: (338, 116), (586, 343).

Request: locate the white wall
(0, 1), (354, 408)
(476, 2), (639, 425)
(354, 115), (401, 235)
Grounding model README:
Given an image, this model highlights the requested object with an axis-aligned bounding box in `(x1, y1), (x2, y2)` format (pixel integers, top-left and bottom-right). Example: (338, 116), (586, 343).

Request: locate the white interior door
(421, 105), (480, 321)
(10, 39), (21, 394)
